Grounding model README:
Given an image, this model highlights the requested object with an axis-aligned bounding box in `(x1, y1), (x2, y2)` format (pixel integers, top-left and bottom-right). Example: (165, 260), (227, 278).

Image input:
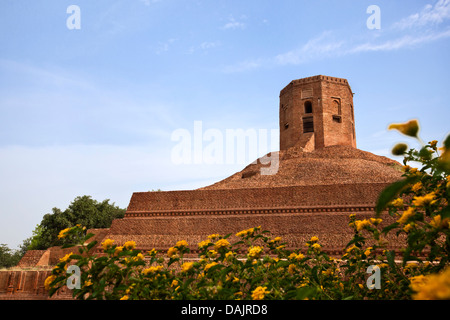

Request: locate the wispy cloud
(350, 28), (450, 53)
(223, 1), (450, 72)
(275, 32), (344, 65)
(221, 16), (246, 30)
(156, 38), (177, 54)
(393, 0), (450, 29)
(186, 41), (221, 55)
(200, 41), (221, 50)
(221, 58), (265, 73)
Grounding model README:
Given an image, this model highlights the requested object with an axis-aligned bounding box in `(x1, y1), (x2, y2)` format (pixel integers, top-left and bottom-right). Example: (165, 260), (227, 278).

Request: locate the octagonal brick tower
(279, 75), (356, 151)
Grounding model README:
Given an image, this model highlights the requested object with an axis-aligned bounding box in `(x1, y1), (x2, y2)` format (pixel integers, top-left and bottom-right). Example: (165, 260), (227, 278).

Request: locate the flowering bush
(46, 120), (450, 300)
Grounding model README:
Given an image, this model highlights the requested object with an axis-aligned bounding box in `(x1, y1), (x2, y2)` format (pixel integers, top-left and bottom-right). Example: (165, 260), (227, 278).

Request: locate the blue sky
(1, 0), (449, 249)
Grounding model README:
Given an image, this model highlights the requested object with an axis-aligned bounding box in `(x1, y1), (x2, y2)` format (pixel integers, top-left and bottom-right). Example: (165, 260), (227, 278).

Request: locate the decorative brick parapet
(126, 183), (388, 215)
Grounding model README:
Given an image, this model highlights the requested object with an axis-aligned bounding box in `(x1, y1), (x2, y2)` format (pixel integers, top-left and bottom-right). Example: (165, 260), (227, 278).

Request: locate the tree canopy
(28, 195), (126, 250)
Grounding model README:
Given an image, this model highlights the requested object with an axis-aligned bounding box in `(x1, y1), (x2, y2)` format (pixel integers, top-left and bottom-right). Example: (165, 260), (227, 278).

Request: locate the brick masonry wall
(0, 269), (72, 300)
(106, 210), (403, 254)
(126, 183), (387, 214)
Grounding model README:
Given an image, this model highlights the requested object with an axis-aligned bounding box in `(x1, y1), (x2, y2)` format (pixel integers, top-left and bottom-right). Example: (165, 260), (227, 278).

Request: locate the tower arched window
(304, 101), (312, 114)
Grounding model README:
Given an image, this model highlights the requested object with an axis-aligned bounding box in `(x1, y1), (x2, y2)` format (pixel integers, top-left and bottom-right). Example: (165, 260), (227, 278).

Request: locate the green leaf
(439, 206), (450, 219)
(62, 242), (76, 249)
(345, 234), (366, 248)
(375, 176), (420, 215)
(382, 222), (400, 235)
(84, 233), (95, 241)
(443, 134), (450, 149)
(295, 286), (316, 300)
(87, 240), (98, 251)
(386, 250), (396, 270)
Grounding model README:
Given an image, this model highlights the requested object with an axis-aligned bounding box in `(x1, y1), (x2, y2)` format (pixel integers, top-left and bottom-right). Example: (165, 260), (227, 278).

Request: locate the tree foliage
(28, 196), (125, 250)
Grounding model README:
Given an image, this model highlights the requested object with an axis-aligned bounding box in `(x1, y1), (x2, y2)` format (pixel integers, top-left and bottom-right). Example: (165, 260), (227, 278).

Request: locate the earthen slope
(201, 145), (402, 190)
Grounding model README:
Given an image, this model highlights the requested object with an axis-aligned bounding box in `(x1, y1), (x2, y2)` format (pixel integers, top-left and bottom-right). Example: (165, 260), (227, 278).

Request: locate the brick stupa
(2, 75), (403, 299)
(94, 75), (402, 254)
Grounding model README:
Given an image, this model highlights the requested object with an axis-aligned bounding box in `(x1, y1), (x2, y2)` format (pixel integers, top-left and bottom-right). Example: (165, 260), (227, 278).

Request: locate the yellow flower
(148, 248), (157, 256)
(57, 228), (71, 239)
(364, 247), (372, 257)
(142, 265), (163, 275)
(248, 246), (263, 259)
(208, 234), (220, 240)
(175, 240), (189, 248)
(403, 223), (414, 233)
(120, 295), (129, 300)
(411, 267), (450, 300)
(198, 239), (211, 249)
(251, 286), (269, 300)
(411, 182), (423, 193)
(288, 252), (305, 261)
(208, 250), (218, 258)
(430, 215), (450, 229)
(59, 252), (73, 263)
(273, 236), (282, 242)
(181, 261), (194, 272)
(311, 243), (321, 250)
(114, 246), (123, 256)
(167, 247), (178, 258)
(171, 280), (178, 287)
(388, 119), (419, 137)
(236, 227), (259, 237)
(322, 269), (333, 276)
(412, 192), (438, 207)
(123, 241), (136, 250)
(225, 251), (234, 260)
(404, 262), (418, 272)
(84, 280), (93, 287)
(429, 140), (438, 150)
(101, 238), (115, 251)
(44, 275), (57, 290)
(135, 253), (144, 261)
(310, 236), (319, 243)
(397, 207), (415, 224)
(390, 198), (404, 208)
(288, 264), (296, 274)
(370, 218), (383, 225)
(204, 262), (218, 272)
(214, 239), (230, 250)
(354, 219), (372, 231)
